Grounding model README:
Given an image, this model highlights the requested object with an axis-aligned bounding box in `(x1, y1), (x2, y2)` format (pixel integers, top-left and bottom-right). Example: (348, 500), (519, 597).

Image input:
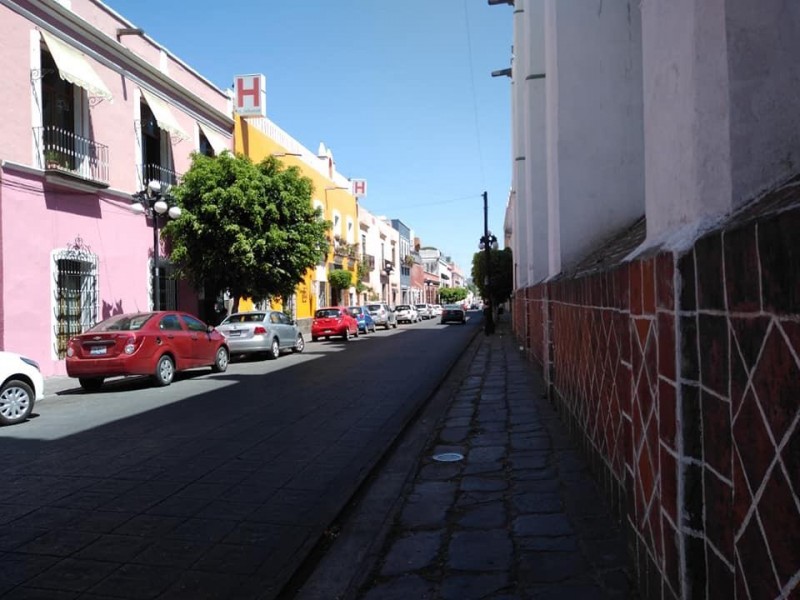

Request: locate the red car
(311, 307), (359, 341)
(66, 311), (229, 391)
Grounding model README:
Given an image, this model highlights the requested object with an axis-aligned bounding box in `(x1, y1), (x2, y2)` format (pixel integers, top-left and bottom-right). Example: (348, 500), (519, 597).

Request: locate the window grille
(53, 243), (98, 358)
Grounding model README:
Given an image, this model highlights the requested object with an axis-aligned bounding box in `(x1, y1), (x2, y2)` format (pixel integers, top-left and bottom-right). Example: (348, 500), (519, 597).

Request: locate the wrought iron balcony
(142, 163), (180, 190)
(36, 126), (109, 185)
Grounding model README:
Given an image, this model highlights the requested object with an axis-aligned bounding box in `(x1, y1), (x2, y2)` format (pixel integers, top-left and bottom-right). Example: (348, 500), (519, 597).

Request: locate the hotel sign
(350, 179), (367, 198)
(234, 74), (266, 117)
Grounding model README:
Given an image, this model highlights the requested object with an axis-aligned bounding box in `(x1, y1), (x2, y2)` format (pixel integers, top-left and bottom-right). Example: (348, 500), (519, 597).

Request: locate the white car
(431, 304), (443, 317)
(394, 304), (419, 324)
(0, 351), (44, 426)
(415, 303), (433, 320)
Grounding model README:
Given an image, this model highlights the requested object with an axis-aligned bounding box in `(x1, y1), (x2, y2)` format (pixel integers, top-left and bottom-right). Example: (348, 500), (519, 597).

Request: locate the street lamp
(479, 191), (499, 335)
(132, 180), (182, 311)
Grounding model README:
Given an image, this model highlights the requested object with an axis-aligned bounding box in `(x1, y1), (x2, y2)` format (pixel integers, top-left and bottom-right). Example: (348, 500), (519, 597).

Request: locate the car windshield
(316, 309), (341, 318)
(366, 305), (382, 312)
(444, 305), (462, 310)
(396, 305), (411, 310)
(415, 305), (426, 309)
(222, 313), (266, 324)
(89, 313), (154, 332)
(348, 308), (363, 316)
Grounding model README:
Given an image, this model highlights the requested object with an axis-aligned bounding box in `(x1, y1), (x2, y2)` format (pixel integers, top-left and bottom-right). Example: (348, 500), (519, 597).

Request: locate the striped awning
(140, 88), (189, 141)
(198, 122), (231, 155)
(40, 30), (112, 101)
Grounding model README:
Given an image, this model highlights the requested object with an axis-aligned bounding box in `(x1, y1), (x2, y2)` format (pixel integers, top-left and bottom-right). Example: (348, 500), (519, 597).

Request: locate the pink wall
(0, 1), (232, 377)
(1, 171), (156, 376)
(0, 1), (231, 190)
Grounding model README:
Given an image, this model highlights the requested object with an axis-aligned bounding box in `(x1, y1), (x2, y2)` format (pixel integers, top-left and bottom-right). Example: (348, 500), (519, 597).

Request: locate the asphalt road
(0, 313), (480, 599)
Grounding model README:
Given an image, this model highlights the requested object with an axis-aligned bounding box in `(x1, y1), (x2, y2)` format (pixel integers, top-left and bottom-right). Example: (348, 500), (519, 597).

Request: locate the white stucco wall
(524, 0), (549, 283)
(642, 0), (733, 240)
(726, 0), (800, 206)
(511, 3), (531, 289)
(546, 0), (645, 273)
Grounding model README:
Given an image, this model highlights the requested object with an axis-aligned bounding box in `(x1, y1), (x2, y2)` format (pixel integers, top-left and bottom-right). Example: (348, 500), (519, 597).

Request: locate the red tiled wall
(513, 207), (800, 599)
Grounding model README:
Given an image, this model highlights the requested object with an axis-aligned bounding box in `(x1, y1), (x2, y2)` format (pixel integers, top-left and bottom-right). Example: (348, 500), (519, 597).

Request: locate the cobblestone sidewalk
(356, 318), (637, 599)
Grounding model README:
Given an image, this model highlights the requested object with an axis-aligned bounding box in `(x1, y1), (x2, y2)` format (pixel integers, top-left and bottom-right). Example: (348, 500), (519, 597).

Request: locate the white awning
(198, 122), (231, 155)
(40, 30), (113, 101)
(140, 88), (189, 141)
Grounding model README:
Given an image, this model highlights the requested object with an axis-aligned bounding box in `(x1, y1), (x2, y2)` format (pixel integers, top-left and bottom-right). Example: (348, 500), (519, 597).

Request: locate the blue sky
(106, 0), (513, 275)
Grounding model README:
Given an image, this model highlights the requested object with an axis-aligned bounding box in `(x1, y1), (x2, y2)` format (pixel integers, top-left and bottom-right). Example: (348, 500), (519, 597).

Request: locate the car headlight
(20, 356), (41, 370)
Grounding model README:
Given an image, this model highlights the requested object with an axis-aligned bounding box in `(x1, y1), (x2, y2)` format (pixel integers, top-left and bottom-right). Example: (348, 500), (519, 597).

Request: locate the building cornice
(3, 0), (233, 133)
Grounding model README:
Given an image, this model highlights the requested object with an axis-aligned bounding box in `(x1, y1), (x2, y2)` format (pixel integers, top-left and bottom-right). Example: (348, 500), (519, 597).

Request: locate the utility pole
(481, 191), (496, 335)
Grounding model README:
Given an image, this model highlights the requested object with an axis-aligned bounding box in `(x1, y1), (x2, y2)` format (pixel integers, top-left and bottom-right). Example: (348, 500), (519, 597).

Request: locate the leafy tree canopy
(328, 269), (353, 290)
(439, 287), (468, 303)
(162, 153), (330, 308)
(471, 247), (513, 305)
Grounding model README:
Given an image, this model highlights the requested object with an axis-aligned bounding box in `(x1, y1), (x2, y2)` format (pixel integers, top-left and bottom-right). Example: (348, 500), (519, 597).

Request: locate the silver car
(365, 303), (397, 330)
(217, 310), (304, 359)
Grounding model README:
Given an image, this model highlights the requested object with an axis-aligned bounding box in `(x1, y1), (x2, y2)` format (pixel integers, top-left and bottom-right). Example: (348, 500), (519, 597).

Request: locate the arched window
(51, 239), (98, 358)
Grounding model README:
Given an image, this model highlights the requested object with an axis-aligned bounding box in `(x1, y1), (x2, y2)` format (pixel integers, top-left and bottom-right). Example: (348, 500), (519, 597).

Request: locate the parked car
(0, 351), (44, 426)
(217, 310), (304, 359)
(431, 304), (443, 317)
(441, 304), (467, 324)
(347, 306), (377, 334)
(415, 303), (433, 320)
(395, 304), (419, 324)
(365, 303), (397, 330)
(65, 311), (229, 391)
(311, 307), (359, 341)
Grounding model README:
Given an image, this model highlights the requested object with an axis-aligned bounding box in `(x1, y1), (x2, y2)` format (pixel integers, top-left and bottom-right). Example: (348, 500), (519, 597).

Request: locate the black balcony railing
(37, 126), (109, 185)
(142, 163), (180, 189)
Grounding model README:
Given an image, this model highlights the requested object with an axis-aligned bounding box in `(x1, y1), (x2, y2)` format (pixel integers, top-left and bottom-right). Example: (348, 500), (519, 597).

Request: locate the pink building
(0, 0), (233, 376)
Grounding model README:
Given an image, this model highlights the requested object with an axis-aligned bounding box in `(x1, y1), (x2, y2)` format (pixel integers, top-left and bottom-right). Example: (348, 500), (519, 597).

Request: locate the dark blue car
(348, 306), (377, 334)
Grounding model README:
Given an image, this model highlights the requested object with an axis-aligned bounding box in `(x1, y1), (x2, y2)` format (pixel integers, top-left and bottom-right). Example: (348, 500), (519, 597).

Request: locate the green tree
(471, 247), (513, 306)
(328, 269), (353, 305)
(439, 287), (468, 304)
(162, 152), (330, 317)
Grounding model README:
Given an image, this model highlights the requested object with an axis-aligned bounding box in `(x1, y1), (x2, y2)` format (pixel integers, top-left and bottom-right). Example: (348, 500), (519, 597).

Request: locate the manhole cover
(432, 452), (464, 462)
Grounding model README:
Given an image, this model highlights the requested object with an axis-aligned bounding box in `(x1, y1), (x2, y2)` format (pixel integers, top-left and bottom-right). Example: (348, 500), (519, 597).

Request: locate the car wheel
(343, 329), (350, 341)
(153, 355), (175, 387)
(212, 346), (229, 372)
(0, 379), (34, 426)
(371, 324), (377, 333)
(384, 322), (391, 330)
(292, 333), (305, 353)
(267, 338), (280, 360)
(392, 322), (397, 329)
(78, 377), (104, 392)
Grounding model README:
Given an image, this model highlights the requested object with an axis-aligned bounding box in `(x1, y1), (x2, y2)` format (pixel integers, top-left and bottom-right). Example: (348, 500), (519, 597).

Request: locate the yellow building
(233, 115), (359, 321)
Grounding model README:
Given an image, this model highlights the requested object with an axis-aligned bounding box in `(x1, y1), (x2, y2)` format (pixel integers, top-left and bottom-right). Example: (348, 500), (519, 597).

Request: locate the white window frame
(50, 244), (99, 359)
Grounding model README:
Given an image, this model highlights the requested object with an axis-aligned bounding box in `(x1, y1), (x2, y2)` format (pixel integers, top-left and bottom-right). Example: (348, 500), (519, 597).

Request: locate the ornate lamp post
(480, 191), (498, 334)
(132, 180), (182, 310)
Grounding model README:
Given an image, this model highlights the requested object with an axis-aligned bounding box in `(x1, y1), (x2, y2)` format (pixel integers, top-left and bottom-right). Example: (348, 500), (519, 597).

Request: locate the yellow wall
(233, 115), (358, 320)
